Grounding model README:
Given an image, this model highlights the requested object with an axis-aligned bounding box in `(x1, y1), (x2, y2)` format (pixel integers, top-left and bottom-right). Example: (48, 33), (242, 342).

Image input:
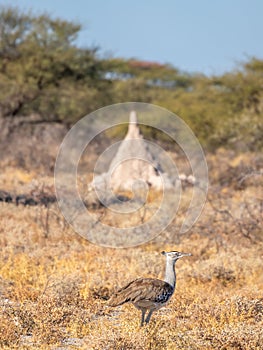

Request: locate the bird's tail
(107, 280), (136, 306)
(107, 292), (130, 307)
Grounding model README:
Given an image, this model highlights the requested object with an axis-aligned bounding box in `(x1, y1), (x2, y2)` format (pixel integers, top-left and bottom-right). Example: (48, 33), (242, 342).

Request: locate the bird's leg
(140, 309), (146, 327)
(145, 310), (154, 324)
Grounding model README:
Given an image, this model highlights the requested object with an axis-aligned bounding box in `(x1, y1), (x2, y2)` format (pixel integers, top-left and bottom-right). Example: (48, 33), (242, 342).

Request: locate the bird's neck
(164, 259), (176, 288)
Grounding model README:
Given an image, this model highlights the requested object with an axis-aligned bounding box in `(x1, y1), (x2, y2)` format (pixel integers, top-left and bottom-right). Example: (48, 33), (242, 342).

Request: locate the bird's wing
(108, 278), (174, 306)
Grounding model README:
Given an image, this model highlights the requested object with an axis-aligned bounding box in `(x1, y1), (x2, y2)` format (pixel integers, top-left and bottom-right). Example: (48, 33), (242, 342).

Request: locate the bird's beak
(179, 252), (192, 258)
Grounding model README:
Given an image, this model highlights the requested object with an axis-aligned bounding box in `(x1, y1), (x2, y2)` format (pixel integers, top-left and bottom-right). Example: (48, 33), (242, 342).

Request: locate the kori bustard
(108, 251), (191, 326)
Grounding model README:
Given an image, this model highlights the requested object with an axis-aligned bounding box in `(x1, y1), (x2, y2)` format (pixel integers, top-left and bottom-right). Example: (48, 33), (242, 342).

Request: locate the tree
(0, 6), (111, 122)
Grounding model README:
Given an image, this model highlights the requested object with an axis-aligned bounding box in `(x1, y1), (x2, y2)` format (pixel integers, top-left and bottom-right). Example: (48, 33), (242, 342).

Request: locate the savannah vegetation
(1, 6), (263, 151)
(0, 6), (262, 349)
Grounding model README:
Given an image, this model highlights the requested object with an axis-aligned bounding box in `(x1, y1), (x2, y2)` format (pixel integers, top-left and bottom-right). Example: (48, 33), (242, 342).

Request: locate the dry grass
(0, 150), (263, 349)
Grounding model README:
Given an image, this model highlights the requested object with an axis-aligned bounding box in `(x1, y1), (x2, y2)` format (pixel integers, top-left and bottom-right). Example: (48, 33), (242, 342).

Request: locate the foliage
(0, 6), (263, 150)
(0, 6), (112, 123)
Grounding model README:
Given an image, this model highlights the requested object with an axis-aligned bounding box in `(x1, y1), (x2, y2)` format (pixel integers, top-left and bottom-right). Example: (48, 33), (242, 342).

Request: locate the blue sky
(2, 0), (263, 75)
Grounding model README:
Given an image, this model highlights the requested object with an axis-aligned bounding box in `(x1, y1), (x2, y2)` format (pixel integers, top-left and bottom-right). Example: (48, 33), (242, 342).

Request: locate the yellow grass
(0, 151), (263, 349)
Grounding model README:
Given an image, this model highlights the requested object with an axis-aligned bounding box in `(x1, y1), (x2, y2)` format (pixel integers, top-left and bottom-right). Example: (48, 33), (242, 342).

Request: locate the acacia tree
(0, 6), (111, 123)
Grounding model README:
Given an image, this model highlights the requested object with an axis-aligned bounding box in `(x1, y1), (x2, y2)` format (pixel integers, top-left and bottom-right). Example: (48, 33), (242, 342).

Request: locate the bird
(108, 250), (191, 326)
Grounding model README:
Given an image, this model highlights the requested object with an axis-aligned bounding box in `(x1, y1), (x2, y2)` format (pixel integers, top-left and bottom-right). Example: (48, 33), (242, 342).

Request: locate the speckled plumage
(108, 277), (174, 307)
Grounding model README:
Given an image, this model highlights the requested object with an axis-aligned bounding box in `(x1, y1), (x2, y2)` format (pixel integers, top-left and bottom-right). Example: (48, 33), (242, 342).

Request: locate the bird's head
(161, 250), (191, 262)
